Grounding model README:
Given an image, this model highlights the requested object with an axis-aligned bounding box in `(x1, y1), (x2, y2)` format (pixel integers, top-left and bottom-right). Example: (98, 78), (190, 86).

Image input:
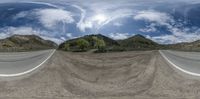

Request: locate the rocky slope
(0, 35), (57, 51)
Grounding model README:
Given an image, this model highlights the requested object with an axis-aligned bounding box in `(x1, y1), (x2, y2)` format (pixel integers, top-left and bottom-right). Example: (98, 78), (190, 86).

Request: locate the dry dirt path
(0, 51), (200, 99)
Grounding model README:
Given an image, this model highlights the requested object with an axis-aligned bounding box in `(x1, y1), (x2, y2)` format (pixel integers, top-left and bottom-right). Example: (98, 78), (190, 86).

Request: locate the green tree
(63, 43), (70, 51)
(76, 39), (89, 51)
(91, 36), (98, 48)
(92, 37), (106, 52)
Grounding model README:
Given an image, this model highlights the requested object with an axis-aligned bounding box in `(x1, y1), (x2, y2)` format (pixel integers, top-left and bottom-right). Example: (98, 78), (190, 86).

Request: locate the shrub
(91, 37), (104, 48)
(76, 39), (89, 51)
(92, 37), (106, 52)
(107, 46), (126, 52)
(63, 43), (70, 51)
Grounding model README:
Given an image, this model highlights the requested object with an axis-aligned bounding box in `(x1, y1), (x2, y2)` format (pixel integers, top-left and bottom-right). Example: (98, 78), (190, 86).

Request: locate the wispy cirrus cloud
(10, 7), (76, 44)
(14, 8), (75, 29)
(134, 10), (173, 25)
(139, 23), (157, 32)
(151, 32), (200, 44)
(134, 10), (200, 44)
(109, 33), (130, 40)
(76, 6), (134, 32)
(35, 8), (75, 29)
(113, 22), (123, 27)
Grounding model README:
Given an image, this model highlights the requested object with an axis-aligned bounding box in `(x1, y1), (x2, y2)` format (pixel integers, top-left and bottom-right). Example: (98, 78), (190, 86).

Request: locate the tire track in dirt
(58, 51), (157, 97)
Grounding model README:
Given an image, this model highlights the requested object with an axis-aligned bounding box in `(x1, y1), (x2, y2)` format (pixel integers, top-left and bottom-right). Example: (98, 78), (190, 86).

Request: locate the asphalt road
(160, 50), (200, 76)
(0, 49), (55, 76)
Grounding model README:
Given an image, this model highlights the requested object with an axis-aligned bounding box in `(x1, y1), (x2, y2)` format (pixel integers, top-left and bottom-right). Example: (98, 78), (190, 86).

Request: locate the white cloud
(109, 33), (130, 40)
(35, 8), (75, 28)
(21, 1), (60, 9)
(134, 10), (173, 25)
(10, 7), (76, 44)
(139, 27), (156, 33)
(151, 28), (200, 44)
(96, 9), (134, 31)
(0, 33), (10, 39)
(139, 23), (157, 32)
(151, 35), (178, 44)
(76, 13), (109, 32)
(13, 11), (30, 20)
(134, 10), (170, 34)
(77, 21), (93, 32)
(75, 5), (134, 32)
(113, 22), (123, 27)
(66, 33), (72, 38)
(0, 27), (39, 39)
(133, 10), (200, 44)
(73, 5), (91, 32)
(2, 1), (200, 45)
(13, 8), (75, 30)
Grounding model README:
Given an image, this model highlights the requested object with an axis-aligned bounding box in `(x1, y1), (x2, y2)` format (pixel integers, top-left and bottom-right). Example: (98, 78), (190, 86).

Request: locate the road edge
(0, 49), (56, 77)
(159, 50), (200, 77)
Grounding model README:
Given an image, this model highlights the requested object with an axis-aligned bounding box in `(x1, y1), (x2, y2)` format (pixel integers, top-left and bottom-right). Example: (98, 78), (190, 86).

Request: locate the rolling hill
(59, 34), (163, 52)
(0, 35), (58, 52)
(168, 40), (200, 51)
(59, 34), (200, 52)
(59, 34), (119, 51)
(118, 34), (161, 50)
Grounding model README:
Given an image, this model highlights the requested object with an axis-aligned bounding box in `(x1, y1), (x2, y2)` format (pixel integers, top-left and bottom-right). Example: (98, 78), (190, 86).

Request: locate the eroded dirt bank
(0, 51), (200, 99)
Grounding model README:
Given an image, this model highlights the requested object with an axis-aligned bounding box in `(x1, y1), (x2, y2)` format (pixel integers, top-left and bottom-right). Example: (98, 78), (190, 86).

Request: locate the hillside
(168, 40), (200, 51)
(59, 34), (200, 52)
(59, 34), (164, 52)
(0, 35), (57, 52)
(118, 34), (161, 50)
(83, 34), (120, 46)
(59, 34), (119, 51)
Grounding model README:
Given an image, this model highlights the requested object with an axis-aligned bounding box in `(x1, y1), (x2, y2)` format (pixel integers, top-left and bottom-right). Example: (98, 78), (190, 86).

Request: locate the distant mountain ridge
(0, 35), (57, 52)
(168, 40), (200, 51)
(2, 34), (199, 52)
(118, 34), (161, 50)
(59, 34), (163, 52)
(59, 34), (119, 50)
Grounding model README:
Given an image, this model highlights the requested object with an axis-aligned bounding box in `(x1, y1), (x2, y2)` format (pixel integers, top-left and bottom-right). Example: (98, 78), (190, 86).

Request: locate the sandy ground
(0, 50), (200, 99)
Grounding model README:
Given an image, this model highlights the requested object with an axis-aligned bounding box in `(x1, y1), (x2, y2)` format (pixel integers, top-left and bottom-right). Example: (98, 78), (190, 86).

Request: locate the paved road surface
(160, 50), (200, 76)
(0, 49), (55, 76)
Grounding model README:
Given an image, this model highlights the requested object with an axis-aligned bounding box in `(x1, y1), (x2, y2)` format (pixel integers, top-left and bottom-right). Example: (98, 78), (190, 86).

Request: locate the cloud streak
(134, 10), (174, 26)
(109, 33), (130, 40)
(75, 5), (135, 33)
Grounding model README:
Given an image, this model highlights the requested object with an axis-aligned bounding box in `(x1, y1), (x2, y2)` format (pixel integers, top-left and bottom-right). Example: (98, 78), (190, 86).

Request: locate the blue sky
(0, 0), (200, 44)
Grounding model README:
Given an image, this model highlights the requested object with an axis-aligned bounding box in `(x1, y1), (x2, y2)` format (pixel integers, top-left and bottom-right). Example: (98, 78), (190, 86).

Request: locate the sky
(0, 0), (200, 44)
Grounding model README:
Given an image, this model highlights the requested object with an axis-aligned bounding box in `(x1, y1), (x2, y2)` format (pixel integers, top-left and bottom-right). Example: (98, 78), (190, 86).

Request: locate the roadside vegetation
(59, 34), (162, 53)
(59, 34), (200, 53)
(2, 34), (199, 52)
(61, 36), (107, 52)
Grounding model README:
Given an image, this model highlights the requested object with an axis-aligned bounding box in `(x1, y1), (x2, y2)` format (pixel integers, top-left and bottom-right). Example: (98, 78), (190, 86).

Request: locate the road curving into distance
(160, 50), (200, 76)
(0, 49), (55, 77)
